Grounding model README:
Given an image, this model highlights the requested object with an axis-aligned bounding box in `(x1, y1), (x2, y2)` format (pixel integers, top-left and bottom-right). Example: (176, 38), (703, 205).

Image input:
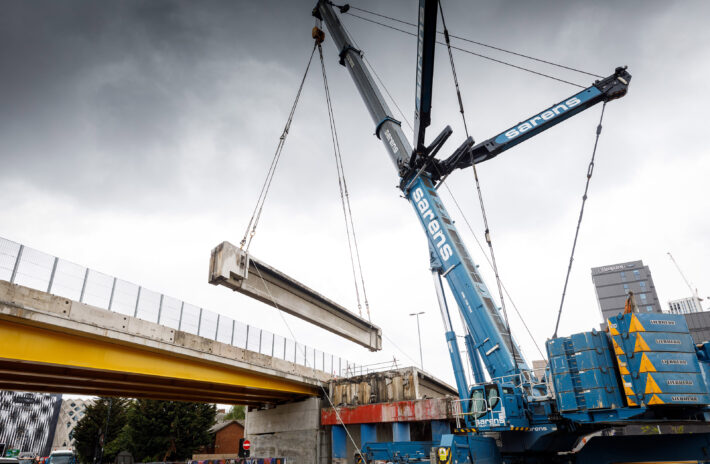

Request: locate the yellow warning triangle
(626, 395), (638, 406)
(629, 314), (646, 333)
(634, 333), (651, 352)
(609, 321), (620, 336)
(612, 338), (625, 355)
(625, 386), (636, 396)
(639, 353), (656, 373)
(647, 394), (665, 405)
(645, 374), (662, 394)
(618, 362), (630, 375)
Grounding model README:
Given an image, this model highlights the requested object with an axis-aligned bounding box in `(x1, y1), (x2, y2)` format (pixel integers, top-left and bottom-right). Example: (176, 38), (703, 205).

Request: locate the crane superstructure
(313, 1), (710, 462)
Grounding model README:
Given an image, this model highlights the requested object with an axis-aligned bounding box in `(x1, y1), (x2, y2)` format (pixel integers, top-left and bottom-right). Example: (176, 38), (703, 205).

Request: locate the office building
(591, 260), (662, 322)
(668, 296), (704, 315)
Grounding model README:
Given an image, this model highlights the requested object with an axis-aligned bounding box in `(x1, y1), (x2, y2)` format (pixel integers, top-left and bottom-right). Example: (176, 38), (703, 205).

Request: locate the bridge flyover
(0, 280), (331, 405)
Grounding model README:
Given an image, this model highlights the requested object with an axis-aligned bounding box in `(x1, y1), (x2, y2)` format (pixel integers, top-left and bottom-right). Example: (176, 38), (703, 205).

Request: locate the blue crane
(313, 1), (710, 462)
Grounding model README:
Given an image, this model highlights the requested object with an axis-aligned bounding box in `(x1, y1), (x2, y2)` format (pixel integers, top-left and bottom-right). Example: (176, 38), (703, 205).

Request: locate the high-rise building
(591, 260), (662, 322)
(0, 391), (63, 457)
(668, 296), (704, 315)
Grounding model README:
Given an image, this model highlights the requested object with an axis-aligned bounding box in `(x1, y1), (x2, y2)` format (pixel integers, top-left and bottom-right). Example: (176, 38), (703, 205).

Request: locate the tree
(73, 397), (130, 464)
(126, 400), (216, 462)
(223, 405), (245, 421)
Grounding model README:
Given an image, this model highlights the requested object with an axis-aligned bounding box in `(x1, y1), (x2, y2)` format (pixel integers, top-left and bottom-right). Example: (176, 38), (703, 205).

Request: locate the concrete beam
(209, 241), (382, 351)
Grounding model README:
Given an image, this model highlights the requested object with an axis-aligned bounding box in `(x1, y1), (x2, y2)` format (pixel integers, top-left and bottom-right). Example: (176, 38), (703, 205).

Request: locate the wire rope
(240, 43), (318, 251)
(552, 102), (607, 338)
(343, 3), (603, 78)
(438, 0), (520, 367)
(318, 42), (371, 320)
(344, 11), (586, 88)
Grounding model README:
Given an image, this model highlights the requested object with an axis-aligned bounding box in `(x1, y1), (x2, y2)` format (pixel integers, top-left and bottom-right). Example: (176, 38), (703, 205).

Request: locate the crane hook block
(312, 26), (325, 44)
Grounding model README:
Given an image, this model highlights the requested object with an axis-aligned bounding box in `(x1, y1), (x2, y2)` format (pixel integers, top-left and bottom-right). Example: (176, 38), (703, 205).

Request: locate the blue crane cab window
(486, 385), (500, 410)
(471, 389), (486, 419)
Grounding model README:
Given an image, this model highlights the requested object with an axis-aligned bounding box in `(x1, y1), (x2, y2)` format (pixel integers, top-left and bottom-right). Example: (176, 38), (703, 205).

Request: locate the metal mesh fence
(0, 236), (356, 376)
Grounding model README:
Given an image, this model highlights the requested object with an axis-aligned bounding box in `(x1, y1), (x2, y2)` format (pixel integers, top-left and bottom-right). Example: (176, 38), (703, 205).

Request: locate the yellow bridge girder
(0, 318), (318, 405)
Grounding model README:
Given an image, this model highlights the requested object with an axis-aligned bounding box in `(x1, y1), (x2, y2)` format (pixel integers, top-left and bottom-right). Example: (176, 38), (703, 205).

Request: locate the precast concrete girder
(209, 241), (382, 351)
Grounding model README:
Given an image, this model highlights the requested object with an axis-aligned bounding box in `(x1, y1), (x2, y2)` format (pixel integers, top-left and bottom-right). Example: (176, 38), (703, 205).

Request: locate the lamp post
(410, 311), (425, 370)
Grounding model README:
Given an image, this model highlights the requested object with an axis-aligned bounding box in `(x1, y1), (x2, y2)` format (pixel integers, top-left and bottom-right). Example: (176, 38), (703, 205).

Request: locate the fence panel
(199, 310), (219, 340)
(50, 260), (85, 301)
(135, 288), (161, 323)
(273, 335), (286, 360)
(0, 239), (20, 282)
(13, 247), (53, 291)
(284, 338), (296, 363)
(159, 296), (182, 330)
(216, 316), (234, 345)
(180, 303), (201, 335)
(81, 270), (113, 309)
(246, 326), (261, 353)
(233, 321), (248, 349)
(111, 280), (140, 315)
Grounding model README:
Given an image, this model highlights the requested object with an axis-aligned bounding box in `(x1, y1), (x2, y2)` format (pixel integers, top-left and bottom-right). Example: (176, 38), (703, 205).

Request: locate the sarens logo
(412, 187), (453, 261)
(383, 129), (399, 154)
(497, 97), (582, 143)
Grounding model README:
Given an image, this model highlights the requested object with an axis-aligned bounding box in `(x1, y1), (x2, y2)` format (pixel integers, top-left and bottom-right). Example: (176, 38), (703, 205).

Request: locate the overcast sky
(2, 0), (709, 387)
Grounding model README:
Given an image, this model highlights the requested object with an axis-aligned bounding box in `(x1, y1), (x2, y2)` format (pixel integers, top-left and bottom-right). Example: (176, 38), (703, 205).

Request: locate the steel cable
(240, 43), (318, 251)
(552, 102), (607, 338)
(318, 43), (372, 320)
(344, 3), (603, 78)
(344, 11), (586, 88)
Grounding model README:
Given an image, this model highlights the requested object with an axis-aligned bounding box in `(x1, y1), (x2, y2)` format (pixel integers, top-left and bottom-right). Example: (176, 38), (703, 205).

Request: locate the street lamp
(409, 311), (425, 370)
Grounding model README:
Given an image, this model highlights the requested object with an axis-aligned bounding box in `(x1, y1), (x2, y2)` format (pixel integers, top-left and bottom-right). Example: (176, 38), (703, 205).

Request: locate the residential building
(211, 420), (245, 455)
(0, 391), (62, 457)
(668, 296), (704, 315)
(591, 260), (662, 322)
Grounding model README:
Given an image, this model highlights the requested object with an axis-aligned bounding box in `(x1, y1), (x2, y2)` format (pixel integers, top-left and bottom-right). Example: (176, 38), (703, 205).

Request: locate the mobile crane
(313, 1), (710, 462)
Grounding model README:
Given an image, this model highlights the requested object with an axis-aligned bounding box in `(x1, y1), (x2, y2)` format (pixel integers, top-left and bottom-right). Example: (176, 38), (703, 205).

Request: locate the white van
(46, 451), (74, 464)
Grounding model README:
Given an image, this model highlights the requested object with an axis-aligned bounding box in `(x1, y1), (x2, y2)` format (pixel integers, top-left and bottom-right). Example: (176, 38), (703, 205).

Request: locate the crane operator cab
(468, 382), (528, 431)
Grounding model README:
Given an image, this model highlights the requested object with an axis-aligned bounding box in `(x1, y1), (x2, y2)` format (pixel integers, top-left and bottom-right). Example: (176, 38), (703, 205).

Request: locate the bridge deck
(0, 280), (328, 404)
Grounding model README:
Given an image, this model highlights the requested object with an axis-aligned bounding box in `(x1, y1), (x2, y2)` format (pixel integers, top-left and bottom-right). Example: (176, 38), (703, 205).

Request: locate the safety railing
(0, 236), (358, 377)
(491, 367), (553, 400)
(451, 397), (508, 429)
(341, 358), (401, 377)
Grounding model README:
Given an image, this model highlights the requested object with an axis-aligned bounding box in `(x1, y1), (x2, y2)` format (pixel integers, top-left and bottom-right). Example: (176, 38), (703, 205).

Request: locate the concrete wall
(246, 398), (324, 463)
